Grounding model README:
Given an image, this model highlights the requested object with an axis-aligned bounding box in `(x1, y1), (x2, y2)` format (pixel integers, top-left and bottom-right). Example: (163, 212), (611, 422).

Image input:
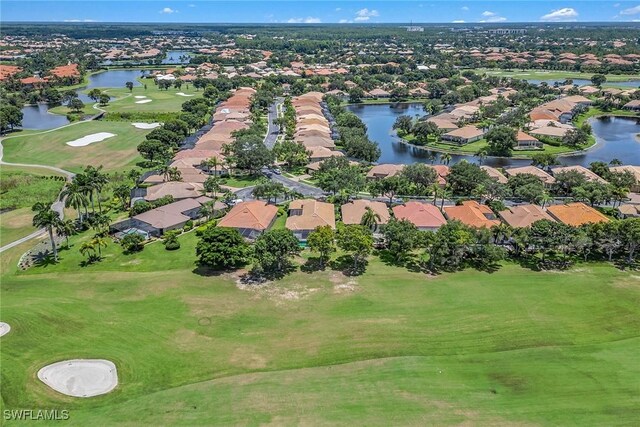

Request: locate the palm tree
(91, 235), (109, 258)
(491, 223), (512, 245)
(84, 166), (108, 212)
(474, 148), (488, 165)
(539, 191), (554, 208)
(204, 176), (222, 199)
(32, 202), (62, 261)
(79, 240), (97, 262)
(60, 181), (88, 226)
(56, 218), (76, 248)
(440, 153), (452, 165)
(609, 158), (622, 166)
(439, 185), (452, 211)
(167, 167), (182, 182)
(200, 156), (220, 175)
(360, 206), (381, 232)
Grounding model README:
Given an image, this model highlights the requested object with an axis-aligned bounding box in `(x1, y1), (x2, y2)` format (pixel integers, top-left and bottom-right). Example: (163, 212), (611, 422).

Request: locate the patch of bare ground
(329, 271), (359, 293)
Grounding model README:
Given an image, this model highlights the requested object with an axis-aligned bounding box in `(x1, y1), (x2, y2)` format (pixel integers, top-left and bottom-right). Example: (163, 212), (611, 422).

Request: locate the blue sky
(2, 1), (640, 23)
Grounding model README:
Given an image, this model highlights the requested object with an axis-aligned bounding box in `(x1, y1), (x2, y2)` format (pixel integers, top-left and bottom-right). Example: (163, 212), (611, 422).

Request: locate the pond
(346, 103), (640, 168)
(20, 69), (147, 129)
(162, 50), (193, 65)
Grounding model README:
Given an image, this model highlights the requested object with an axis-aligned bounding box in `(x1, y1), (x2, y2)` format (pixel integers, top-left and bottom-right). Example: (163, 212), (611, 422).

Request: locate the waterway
(346, 103), (640, 167)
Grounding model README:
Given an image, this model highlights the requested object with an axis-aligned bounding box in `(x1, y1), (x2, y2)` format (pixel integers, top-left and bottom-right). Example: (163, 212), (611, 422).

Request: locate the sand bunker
(134, 95), (147, 99)
(0, 322), (10, 337)
(135, 99), (153, 104)
(38, 359), (118, 398)
(176, 92), (194, 97)
(132, 122), (161, 130)
(66, 133), (116, 147)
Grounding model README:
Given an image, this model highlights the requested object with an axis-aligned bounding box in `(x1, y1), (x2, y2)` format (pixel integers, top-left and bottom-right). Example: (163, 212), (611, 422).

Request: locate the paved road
(264, 97), (283, 149)
(0, 136), (73, 253)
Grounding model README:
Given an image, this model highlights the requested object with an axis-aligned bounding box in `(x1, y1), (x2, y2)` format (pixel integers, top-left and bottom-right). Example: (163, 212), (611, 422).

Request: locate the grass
(475, 68), (640, 85)
(1, 227), (639, 425)
(1, 121), (151, 173)
(0, 168), (66, 210)
(49, 77), (204, 117)
(222, 174), (264, 188)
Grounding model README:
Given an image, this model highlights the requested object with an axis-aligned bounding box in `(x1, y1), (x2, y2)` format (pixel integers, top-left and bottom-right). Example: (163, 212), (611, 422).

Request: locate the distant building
(406, 26), (424, 32)
(488, 29), (526, 34)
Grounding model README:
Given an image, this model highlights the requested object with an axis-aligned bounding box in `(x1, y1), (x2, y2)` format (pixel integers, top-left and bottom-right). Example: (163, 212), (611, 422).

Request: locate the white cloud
(339, 19), (351, 23)
(354, 8), (379, 22)
(63, 19), (96, 22)
(614, 3), (621, 8)
(480, 11), (506, 22)
(620, 5), (640, 15)
(287, 17), (321, 23)
(461, 6), (469, 11)
(159, 7), (176, 14)
(540, 7), (578, 21)
(335, 7), (341, 11)
(188, 3), (196, 7)
(452, 20), (466, 23)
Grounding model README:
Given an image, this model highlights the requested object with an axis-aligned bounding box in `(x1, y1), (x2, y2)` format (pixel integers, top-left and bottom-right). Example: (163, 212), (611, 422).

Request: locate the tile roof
(546, 202), (610, 226)
(393, 201), (447, 229)
(341, 200), (390, 225)
(499, 204), (555, 228)
(218, 201), (278, 230)
(444, 201), (501, 228)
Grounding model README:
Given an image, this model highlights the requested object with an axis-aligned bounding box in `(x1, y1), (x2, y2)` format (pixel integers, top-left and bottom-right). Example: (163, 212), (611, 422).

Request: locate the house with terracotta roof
(286, 199), (335, 241)
(366, 164), (405, 179)
(217, 200), (278, 239)
(441, 126), (485, 145)
(392, 201), (446, 231)
(499, 204), (555, 228)
(144, 182), (205, 201)
(341, 200), (390, 227)
(551, 165), (608, 184)
(546, 202), (609, 226)
(505, 166), (556, 186)
(443, 201), (501, 229)
(112, 197), (215, 238)
(0, 64), (22, 81)
(481, 166), (508, 184)
(425, 117), (458, 132)
(515, 131), (542, 149)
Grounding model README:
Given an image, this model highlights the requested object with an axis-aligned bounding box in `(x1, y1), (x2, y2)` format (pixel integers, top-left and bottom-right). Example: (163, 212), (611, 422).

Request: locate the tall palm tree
(491, 223), (512, 245)
(439, 185), (452, 211)
(56, 218), (76, 248)
(32, 202), (62, 261)
(204, 176), (222, 199)
(360, 207), (381, 232)
(84, 166), (108, 212)
(440, 153), (452, 165)
(60, 181), (88, 226)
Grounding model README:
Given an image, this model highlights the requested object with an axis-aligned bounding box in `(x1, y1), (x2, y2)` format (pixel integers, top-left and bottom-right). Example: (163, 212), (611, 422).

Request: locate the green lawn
(1, 121), (151, 173)
(1, 228), (639, 425)
(475, 68), (640, 85)
(49, 77), (204, 116)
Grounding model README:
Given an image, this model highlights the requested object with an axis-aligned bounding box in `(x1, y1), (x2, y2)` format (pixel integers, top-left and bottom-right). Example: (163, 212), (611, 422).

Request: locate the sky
(2, 1), (640, 24)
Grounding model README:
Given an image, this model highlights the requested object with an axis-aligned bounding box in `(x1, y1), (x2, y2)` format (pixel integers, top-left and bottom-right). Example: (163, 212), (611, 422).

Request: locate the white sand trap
(176, 92), (194, 97)
(132, 122), (161, 130)
(135, 99), (153, 104)
(0, 322), (10, 337)
(134, 95), (147, 99)
(38, 359), (118, 398)
(66, 132), (116, 147)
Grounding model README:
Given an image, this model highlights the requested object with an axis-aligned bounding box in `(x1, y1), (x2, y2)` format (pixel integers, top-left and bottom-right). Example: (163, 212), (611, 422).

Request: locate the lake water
(162, 50), (193, 65)
(347, 103), (640, 167)
(21, 69), (146, 129)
